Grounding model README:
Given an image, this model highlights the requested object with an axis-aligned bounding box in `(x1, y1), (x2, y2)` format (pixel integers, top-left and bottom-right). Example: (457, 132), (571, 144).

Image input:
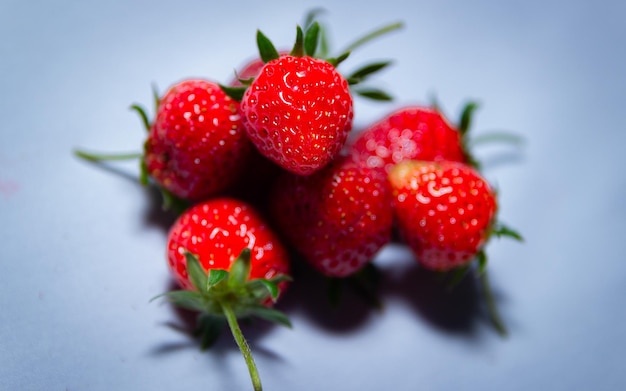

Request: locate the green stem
(479, 270), (507, 337)
(74, 149), (142, 162)
(220, 301), (263, 391)
(467, 131), (525, 147)
(341, 21), (404, 54)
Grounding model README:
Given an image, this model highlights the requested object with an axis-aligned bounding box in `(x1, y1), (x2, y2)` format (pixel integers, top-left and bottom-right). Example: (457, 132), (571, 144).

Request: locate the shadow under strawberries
(376, 245), (509, 337)
(275, 255), (379, 334)
(140, 183), (179, 231)
(381, 262), (482, 335)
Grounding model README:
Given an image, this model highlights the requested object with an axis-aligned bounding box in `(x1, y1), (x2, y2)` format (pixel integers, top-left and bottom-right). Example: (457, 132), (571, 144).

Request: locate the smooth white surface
(1, 1), (625, 390)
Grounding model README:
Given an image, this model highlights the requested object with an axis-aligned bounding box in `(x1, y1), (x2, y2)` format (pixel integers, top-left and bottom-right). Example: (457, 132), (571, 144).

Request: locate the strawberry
(388, 159), (522, 334)
(222, 17), (403, 176)
(144, 79), (253, 202)
(156, 197), (291, 391)
(388, 160), (498, 271)
(240, 54), (354, 175)
(74, 78), (253, 210)
(166, 197), (290, 291)
(269, 155), (393, 278)
(349, 105), (468, 175)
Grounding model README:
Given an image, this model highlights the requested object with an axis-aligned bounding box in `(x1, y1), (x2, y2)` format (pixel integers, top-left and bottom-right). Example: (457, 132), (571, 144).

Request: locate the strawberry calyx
(434, 99), (525, 169)
(154, 248), (292, 328)
(221, 12), (403, 102)
(326, 263), (384, 310)
(153, 247), (291, 391)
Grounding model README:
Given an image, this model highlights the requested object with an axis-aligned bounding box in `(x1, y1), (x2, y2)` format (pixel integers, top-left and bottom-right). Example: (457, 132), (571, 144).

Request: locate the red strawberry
(240, 54), (354, 175)
(388, 159), (522, 335)
(223, 19), (402, 176)
(166, 197), (290, 291)
(224, 53), (293, 211)
(388, 160), (497, 271)
(158, 197), (291, 391)
(269, 155), (393, 277)
(349, 106), (467, 175)
(144, 79), (253, 202)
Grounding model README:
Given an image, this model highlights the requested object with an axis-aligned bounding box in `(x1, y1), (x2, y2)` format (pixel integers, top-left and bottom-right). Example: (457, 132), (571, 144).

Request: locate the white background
(1, 1), (625, 390)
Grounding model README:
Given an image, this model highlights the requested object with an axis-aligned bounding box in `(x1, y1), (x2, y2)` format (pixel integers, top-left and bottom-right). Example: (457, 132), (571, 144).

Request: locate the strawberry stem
(220, 300), (263, 391)
(340, 21), (404, 54)
(479, 269), (507, 337)
(468, 131), (526, 148)
(74, 149), (142, 161)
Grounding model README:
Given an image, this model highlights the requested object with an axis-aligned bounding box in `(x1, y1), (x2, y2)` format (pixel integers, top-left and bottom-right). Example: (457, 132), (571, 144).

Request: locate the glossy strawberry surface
(350, 106), (466, 174)
(144, 79), (252, 201)
(389, 160), (496, 271)
(240, 55), (354, 175)
(270, 155), (393, 277)
(167, 198), (290, 291)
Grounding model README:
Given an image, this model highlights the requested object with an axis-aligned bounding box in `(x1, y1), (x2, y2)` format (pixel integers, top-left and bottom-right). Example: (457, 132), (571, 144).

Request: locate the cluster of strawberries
(76, 13), (521, 391)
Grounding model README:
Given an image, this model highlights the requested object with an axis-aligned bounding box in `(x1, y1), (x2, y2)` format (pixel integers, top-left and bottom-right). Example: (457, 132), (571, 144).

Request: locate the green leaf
(476, 249), (488, 275)
(304, 21), (320, 57)
(139, 158), (149, 186)
(151, 83), (160, 112)
(208, 269), (229, 288)
(247, 279), (280, 301)
(459, 101), (480, 136)
(256, 30), (279, 63)
(268, 275), (293, 285)
(347, 263), (383, 310)
(159, 187), (189, 214)
(479, 270), (508, 337)
(492, 223), (524, 242)
(318, 26), (330, 58)
(185, 252), (208, 293)
(326, 51), (350, 67)
(248, 305), (292, 328)
(154, 290), (207, 312)
(353, 87), (394, 101)
(229, 248), (252, 288)
(340, 21), (404, 54)
(347, 61), (392, 83)
(445, 264), (470, 291)
(303, 7), (325, 29)
(290, 25), (304, 57)
(219, 84), (247, 102)
(236, 76), (255, 86)
(196, 314), (225, 350)
(130, 104), (151, 132)
(302, 8), (330, 57)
